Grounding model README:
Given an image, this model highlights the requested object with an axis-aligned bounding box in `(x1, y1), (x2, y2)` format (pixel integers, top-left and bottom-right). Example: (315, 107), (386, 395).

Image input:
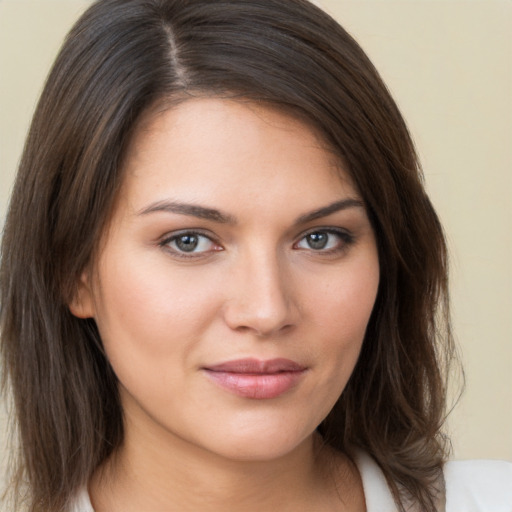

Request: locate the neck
(89, 399), (364, 512)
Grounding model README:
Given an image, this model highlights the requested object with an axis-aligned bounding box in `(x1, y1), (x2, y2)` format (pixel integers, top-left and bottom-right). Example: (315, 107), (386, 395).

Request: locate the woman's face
(72, 98), (379, 462)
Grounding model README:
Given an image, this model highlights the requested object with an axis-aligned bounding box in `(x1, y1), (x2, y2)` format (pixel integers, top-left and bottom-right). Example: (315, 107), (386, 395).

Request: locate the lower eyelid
(159, 229), (355, 257)
(295, 229), (354, 248)
(160, 231), (219, 252)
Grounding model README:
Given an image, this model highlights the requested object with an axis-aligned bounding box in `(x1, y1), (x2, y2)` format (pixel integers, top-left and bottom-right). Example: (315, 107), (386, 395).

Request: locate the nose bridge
(224, 243), (295, 336)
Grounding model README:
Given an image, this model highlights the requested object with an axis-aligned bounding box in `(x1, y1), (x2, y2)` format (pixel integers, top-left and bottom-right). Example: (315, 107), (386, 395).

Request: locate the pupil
(176, 235), (198, 252)
(307, 232), (328, 249)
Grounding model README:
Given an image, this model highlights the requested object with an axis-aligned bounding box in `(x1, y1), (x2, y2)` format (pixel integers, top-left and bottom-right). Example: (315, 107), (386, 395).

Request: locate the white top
(71, 451), (512, 511)
(353, 450), (512, 512)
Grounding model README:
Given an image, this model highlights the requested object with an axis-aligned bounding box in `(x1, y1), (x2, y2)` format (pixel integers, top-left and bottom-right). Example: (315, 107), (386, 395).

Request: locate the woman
(1, 0), (510, 511)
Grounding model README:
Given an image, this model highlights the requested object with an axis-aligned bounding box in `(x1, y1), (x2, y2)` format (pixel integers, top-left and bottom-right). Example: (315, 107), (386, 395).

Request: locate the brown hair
(1, 0), (455, 510)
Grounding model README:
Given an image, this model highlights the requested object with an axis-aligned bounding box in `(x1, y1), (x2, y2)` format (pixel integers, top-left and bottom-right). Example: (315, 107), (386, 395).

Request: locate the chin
(193, 419), (317, 463)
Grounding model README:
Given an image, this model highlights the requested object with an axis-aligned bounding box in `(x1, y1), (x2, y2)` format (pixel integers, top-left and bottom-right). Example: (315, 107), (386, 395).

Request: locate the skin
(71, 98), (379, 511)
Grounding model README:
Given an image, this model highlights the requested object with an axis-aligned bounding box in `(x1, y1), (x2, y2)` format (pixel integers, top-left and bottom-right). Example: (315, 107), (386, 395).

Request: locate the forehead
(129, 96), (341, 165)
(116, 97), (359, 217)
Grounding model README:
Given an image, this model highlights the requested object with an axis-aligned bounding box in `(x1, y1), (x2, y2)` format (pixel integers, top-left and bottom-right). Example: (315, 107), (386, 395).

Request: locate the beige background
(1, 0), (511, 490)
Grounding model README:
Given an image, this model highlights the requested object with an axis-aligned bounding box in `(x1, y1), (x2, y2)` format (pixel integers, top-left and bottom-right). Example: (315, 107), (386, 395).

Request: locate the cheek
(305, 255), (379, 386)
(91, 251), (223, 376)
(312, 258), (379, 337)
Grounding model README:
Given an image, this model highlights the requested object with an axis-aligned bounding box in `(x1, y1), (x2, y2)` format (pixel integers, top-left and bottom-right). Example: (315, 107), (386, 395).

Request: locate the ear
(68, 270), (96, 319)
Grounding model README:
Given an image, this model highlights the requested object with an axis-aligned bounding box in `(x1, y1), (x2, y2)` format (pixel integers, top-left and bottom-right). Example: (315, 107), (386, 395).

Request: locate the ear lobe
(68, 271), (95, 319)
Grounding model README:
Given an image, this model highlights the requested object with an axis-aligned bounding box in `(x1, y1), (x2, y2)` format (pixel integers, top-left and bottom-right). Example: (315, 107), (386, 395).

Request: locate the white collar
(351, 449), (398, 512)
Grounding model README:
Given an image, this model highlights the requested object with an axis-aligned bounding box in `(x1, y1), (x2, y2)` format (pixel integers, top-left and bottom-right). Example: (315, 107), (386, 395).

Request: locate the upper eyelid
(158, 226), (354, 251)
(159, 231), (221, 259)
(296, 226), (353, 239)
(160, 228), (217, 243)
(159, 230), (219, 253)
(294, 227), (354, 249)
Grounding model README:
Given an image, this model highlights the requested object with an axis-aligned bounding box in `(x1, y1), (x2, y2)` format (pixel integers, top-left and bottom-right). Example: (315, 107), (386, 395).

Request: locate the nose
(222, 249), (298, 337)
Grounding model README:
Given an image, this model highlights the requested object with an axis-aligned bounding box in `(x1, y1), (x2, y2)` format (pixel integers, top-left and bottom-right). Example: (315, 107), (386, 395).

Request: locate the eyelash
(294, 228), (355, 255)
(159, 230), (221, 259)
(159, 227), (355, 259)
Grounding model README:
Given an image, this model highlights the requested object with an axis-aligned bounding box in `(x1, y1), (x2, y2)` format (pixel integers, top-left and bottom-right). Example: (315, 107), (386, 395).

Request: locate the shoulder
(352, 449), (512, 512)
(445, 459), (512, 511)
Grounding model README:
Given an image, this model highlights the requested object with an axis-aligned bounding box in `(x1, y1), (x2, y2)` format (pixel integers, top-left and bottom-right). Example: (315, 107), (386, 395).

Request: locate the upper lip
(203, 358), (306, 374)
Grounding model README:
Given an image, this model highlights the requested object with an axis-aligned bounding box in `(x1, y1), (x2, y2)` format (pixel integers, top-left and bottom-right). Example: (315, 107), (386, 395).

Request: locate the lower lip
(203, 370), (306, 399)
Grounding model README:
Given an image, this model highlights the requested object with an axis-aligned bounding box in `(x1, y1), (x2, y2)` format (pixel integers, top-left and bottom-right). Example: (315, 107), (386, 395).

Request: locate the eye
(295, 229), (353, 252)
(161, 231), (220, 256)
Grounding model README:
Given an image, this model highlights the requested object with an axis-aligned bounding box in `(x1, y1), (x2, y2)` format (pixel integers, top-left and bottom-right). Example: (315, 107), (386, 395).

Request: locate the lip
(202, 358), (307, 399)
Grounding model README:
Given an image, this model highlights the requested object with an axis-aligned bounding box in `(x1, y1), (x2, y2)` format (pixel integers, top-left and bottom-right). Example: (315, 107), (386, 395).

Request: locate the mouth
(202, 358), (307, 400)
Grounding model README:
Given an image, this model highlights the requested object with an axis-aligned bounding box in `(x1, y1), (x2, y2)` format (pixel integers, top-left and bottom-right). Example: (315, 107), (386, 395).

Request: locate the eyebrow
(137, 197), (364, 225)
(138, 200), (236, 224)
(294, 198), (365, 224)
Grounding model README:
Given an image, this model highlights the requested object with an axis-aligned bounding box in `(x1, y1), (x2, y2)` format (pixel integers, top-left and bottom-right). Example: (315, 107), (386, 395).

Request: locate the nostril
(221, 270), (297, 336)
(232, 321), (295, 338)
